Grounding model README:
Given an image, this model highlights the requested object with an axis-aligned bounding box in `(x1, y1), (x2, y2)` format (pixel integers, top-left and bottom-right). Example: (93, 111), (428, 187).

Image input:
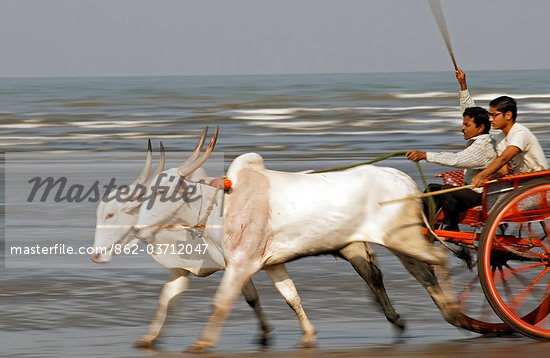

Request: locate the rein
(197, 180), (225, 229)
(305, 152), (434, 209)
(305, 151), (407, 174)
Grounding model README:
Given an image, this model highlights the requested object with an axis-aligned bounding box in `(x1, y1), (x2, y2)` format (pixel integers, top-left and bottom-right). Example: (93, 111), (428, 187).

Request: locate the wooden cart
(424, 170), (550, 340)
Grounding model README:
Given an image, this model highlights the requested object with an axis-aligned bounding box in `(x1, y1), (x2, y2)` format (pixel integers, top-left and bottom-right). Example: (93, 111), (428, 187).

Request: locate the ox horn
(178, 126), (219, 177)
(130, 139), (153, 187)
(143, 141), (166, 188)
(187, 126), (209, 164)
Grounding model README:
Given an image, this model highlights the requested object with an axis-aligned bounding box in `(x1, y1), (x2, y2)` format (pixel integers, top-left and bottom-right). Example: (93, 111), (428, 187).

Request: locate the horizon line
(2, 67), (550, 80)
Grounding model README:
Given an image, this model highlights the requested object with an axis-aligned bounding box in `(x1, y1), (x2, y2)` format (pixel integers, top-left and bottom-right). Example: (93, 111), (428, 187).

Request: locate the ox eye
(105, 213), (114, 220)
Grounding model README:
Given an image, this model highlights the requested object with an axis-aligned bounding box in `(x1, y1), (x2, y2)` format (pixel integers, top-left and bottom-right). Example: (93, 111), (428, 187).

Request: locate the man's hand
(456, 68), (467, 91)
(406, 150), (427, 162)
(472, 146), (520, 187)
(471, 173), (487, 188)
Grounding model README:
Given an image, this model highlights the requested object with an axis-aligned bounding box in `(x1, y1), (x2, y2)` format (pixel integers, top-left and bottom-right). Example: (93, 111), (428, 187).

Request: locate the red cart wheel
(432, 209), (514, 335)
(478, 179), (550, 341)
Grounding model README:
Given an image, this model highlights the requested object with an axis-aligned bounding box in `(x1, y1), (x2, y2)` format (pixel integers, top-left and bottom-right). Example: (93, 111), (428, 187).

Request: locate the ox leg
(338, 242), (405, 333)
(390, 250), (468, 329)
(135, 268), (190, 348)
(241, 278), (274, 346)
(381, 203), (466, 329)
(187, 263), (259, 353)
(264, 264), (317, 348)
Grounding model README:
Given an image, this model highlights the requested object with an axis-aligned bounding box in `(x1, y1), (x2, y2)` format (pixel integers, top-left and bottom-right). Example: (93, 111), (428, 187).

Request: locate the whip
(428, 0), (458, 70)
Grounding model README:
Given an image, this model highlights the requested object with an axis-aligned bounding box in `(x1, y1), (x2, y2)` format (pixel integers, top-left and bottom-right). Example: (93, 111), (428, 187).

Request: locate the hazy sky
(2, 0), (549, 77)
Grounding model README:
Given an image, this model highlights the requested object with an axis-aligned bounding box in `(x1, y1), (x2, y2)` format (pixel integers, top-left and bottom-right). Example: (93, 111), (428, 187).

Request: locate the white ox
(92, 130), (404, 348)
(92, 138), (274, 347)
(136, 128), (468, 353)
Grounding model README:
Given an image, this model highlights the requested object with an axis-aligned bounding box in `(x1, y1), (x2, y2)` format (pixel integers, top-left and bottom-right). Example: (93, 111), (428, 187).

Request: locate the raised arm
(456, 68), (475, 113)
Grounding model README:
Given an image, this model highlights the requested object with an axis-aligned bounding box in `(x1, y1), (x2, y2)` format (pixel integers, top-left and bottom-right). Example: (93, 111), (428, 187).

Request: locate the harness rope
(196, 184), (223, 230)
(306, 151), (408, 173)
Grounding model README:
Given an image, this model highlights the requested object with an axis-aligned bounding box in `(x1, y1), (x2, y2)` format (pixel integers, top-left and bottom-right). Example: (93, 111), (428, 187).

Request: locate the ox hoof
(297, 335), (317, 349)
(255, 325), (275, 347)
(254, 333), (272, 347)
(390, 316), (406, 335)
(186, 340), (213, 354)
(134, 336), (156, 348)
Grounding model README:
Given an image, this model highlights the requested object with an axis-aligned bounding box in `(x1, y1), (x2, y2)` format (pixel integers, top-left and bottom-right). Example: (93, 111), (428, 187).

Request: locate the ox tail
(421, 212), (473, 270)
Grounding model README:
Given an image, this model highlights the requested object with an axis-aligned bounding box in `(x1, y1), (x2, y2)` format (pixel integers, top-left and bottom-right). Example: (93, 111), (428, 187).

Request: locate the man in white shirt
(471, 96), (549, 186)
(406, 70), (497, 230)
(456, 68), (548, 186)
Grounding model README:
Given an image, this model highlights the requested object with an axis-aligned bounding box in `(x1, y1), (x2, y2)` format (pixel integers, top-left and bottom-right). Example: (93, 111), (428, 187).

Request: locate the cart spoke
(534, 280), (550, 327)
(492, 262), (547, 285)
(458, 274), (481, 304)
(480, 300), (496, 322)
(499, 267), (514, 300)
(508, 267), (550, 313)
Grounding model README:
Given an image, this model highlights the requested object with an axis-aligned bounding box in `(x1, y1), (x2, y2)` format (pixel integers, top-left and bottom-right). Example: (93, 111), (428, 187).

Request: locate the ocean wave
(0, 141), (45, 146)
(2, 135), (59, 140)
(23, 112), (175, 118)
(524, 103), (550, 110)
(473, 93), (550, 101)
(377, 105), (449, 111)
(403, 117), (459, 124)
(62, 102), (110, 108)
(392, 92), (454, 99)
(233, 115), (295, 121)
(254, 129), (446, 136)
(105, 113), (167, 118)
(232, 108), (299, 115)
(521, 110), (550, 116)
(248, 120), (342, 130)
(519, 123), (550, 129)
(0, 123), (60, 129)
(69, 120), (175, 129)
(349, 119), (390, 127)
(234, 105), (447, 113)
(230, 105), (450, 121)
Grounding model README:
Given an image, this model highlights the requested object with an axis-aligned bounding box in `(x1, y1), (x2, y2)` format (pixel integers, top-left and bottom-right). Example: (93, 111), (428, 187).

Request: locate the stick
(379, 180), (497, 205)
(427, 0), (458, 70)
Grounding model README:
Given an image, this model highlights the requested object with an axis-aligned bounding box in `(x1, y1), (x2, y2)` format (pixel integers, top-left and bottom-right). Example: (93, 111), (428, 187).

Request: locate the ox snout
(91, 252), (112, 264)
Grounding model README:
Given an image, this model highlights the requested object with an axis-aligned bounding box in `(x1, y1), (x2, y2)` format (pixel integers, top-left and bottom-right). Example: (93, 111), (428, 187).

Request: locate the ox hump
(227, 153), (266, 176)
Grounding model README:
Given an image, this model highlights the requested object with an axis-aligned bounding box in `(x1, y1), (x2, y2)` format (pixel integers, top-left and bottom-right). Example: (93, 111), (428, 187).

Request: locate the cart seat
(458, 206), (484, 226)
(434, 170), (464, 187)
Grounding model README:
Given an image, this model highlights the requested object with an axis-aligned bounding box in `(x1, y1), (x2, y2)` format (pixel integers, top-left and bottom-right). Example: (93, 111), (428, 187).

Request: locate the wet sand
(154, 340), (550, 358)
(2, 249), (549, 357)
